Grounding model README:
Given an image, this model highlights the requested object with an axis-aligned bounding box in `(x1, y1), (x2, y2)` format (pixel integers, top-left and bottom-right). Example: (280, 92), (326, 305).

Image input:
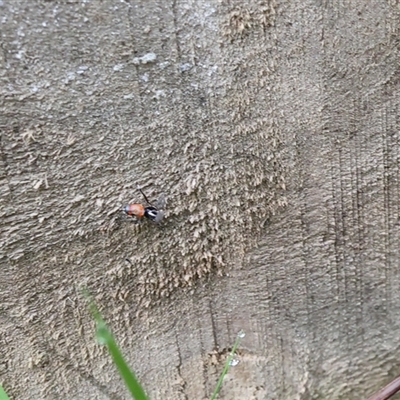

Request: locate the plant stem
(209, 330), (244, 400)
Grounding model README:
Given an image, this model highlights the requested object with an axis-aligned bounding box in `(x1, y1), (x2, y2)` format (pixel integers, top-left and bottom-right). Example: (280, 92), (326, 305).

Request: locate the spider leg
(137, 185), (153, 206)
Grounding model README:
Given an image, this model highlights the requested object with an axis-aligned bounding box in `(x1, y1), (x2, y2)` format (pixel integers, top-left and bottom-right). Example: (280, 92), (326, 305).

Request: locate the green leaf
(0, 384), (10, 400)
(83, 289), (148, 400)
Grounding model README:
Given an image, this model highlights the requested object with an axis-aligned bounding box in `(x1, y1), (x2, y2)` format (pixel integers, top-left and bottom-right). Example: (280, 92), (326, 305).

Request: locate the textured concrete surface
(2, 0), (400, 399)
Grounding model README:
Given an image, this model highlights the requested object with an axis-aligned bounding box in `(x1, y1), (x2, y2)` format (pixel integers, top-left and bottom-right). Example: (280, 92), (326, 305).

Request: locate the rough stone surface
(2, 0), (400, 399)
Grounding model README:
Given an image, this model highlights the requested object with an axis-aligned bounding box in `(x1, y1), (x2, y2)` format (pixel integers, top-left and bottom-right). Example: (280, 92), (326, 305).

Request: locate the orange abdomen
(124, 203), (145, 217)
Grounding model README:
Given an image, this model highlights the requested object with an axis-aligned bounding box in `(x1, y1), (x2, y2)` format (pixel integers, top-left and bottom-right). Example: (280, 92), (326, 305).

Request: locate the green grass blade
(210, 330), (245, 400)
(96, 320), (148, 400)
(83, 289), (148, 400)
(0, 384), (10, 400)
